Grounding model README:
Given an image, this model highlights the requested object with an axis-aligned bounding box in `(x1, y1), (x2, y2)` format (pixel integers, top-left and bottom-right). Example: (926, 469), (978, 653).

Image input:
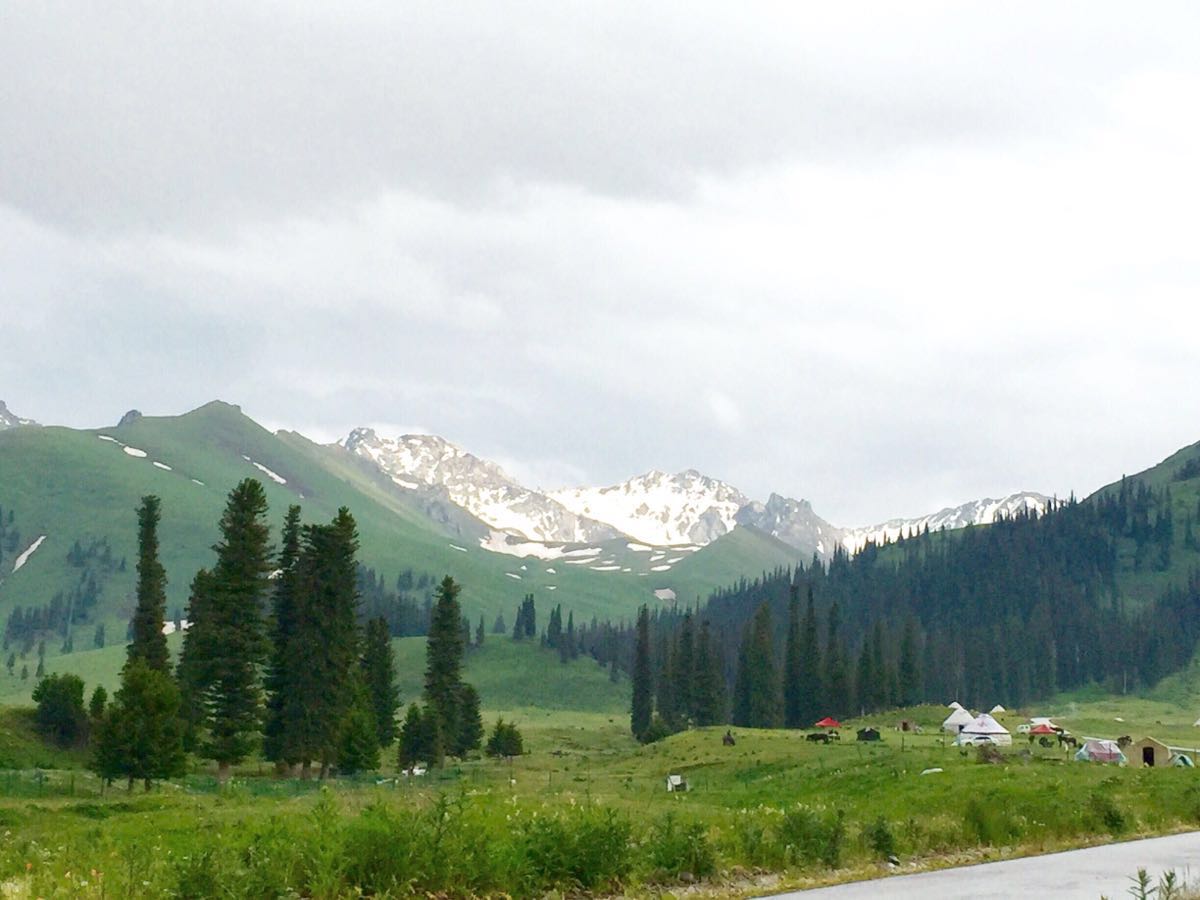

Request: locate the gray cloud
(3, 3), (1200, 525)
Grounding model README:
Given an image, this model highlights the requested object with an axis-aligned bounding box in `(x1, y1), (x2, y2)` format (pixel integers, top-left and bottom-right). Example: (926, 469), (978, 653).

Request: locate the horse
(806, 732), (831, 744)
(1117, 735), (1132, 749)
(722, 730), (736, 747)
(1058, 734), (1078, 749)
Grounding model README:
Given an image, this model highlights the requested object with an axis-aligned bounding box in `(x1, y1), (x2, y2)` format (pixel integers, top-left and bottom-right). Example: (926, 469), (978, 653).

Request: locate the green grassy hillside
(0, 629), (625, 716)
(0, 402), (801, 664)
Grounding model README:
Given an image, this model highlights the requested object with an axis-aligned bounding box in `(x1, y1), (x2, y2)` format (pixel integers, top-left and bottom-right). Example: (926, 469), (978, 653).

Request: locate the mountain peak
(338, 427), (620, 543)
(0, 401), (37, 430)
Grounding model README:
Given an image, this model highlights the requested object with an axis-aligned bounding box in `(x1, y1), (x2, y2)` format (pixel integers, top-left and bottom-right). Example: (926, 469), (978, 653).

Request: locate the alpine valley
(0, 398), (1054, 638)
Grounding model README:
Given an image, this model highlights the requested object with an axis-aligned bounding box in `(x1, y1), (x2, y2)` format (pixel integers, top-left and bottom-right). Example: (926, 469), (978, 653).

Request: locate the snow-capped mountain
(735, 493), (842, 559)
(549, 470), (750, 546)
(339, 425), (1053, 560)
(839, 492), (1054, 553)
(339, 428), (620, 543)
(0, 401), (36, 430)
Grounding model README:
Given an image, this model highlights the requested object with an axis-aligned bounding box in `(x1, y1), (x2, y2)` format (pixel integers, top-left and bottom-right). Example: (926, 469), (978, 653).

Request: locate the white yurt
(948, 701), (964, 710)
(989, 704), (1006, 714)
(942, 706), (975, 734)
(956, 713), (1012, 746)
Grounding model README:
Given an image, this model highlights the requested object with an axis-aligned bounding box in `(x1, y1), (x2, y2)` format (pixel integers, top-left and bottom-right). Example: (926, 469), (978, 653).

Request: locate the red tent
(814, 717), (842, 728)
(1029, 723), (1057, 735)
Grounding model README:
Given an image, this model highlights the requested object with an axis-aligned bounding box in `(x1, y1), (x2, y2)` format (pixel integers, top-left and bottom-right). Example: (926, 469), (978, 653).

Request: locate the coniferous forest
(600, 483), (1200, 741)
(85, 480), (477, 789)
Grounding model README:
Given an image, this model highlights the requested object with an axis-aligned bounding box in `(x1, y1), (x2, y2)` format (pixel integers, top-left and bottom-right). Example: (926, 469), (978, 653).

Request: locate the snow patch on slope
(12, 535), (46, 573)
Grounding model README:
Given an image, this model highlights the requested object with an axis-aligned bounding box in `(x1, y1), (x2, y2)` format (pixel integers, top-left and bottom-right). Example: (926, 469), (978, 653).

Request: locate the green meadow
(4, 676), (1200, 898)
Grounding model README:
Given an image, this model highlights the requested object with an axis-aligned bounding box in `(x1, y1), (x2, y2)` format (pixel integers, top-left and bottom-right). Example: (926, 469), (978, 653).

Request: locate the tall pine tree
(630, 605), (653, 741)
(783, 584), (803, 728)
(128, 496), (170, 673)
(693, 618), (726, 726)
(424, 576), (467, 765)
(362, 616), (399, 748)
(263, 505), (302, 770)
(797, 585), (823, 727)
(733, 603), (781, 728)
(179, 479), (273, 781)
(823, 601), (850, 718)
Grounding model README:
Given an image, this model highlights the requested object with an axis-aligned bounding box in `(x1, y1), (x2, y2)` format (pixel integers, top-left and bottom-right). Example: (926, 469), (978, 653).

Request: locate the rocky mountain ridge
(338, 425), (1050, 560)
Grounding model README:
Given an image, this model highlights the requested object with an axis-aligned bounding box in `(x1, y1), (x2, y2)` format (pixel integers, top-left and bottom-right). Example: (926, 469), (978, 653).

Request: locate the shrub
(520, 807), (632, 891)
(864, 816), (896, 860)
(485, 718), (525, 758)
(31, 673), (87, 747)
(1087, 790), (1128, 835)
(647, 812), (716, 880)
(778, 804), (846, 868)
(341, 802), (417, 894)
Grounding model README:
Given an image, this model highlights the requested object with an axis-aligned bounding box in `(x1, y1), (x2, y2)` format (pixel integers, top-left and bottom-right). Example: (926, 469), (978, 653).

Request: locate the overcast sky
(3, 2), (1199, 526)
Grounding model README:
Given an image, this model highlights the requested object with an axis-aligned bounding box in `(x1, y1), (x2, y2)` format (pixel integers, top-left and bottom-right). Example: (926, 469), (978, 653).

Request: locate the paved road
(765, 832), (1200, 898)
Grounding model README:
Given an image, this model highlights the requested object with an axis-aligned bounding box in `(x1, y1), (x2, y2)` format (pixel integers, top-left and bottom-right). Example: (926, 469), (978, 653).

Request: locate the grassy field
(4, 689), (1200, 898)
(0, 632), (627, 716)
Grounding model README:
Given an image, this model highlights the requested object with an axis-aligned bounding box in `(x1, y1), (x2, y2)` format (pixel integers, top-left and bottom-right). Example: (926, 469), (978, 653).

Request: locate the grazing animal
(806, 732), (831, 744)
(1117, 735), (1132, 748)
(1058, 734), (1078, 749)
(1038, 737), (1054, 748)
(722, 730), (736, 747)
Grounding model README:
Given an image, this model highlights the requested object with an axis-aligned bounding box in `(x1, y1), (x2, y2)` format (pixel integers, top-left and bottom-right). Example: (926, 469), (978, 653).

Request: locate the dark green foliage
(783, 584), (803, 728)
(864, 816), (896, 860)
(647, 813), (716, 880)
(630, 605), (653, 740)
(519, 807), (632, 891)
(361, 616), (399, 748)
(823, 602), (850, 717)
(777, 805), (846, 868)
(91, 659), (186, 790)
(796, 585), (823, 726)
(337, 676), (380, 775)
(733, 603), (780, 728)
(452, 683), (483, 757)
(32, 672), (87, 747)
(179, 479), (273, 775)
(692, 618), (726, 726)
(262, 504), (302, 767)
(424, 575), (468, 764)
(898, 618), (920, 706)
(88, 684), (107, 721)
(512, 594), (537, 640)
(93, 622), (105, 648)
(128, 495), (170, 674)
(484, 717), (524, 757)
(288, 508), (362, 775)
(397, 703), (437, 768)
(674, 612), (694, 722)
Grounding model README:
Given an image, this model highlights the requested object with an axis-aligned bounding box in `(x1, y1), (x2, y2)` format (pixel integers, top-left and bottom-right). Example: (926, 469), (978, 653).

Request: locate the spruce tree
(128, 496), (170, 673)
(337, 673), (380, 775)
(797, 585), (823, 726)
(630, 605), (653, 741)
(397, 703), (436, 768)
(362, 616), (399, 748)
(693, 618), (726, 726)
(674, 612), (694, 723)
(263, 505), (302, 770)
(783, 584), (803, 728)
(291, 509), (361, 777)
(452, 683), (484, 757)
(424, 576), (466, 764)
(92, 659), (185, 791)
(823, 602), (850, 717)
(181, 479), (273, 781)
(902, 624), (916, 710)
(733, 602), (781, 728)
